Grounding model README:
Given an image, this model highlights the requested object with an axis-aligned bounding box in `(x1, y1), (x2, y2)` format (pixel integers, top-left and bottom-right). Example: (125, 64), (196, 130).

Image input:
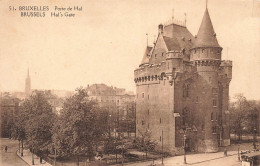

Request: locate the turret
(158, 24), (164, 34)
(190, 7), (221, 152)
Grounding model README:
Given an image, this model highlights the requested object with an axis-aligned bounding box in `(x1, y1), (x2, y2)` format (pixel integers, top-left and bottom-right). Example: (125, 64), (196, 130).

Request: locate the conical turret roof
(193, 8), (220, 48)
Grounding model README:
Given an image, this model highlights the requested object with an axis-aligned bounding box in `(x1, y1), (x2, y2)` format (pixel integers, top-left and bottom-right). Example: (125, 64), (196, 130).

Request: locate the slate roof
(193, 8), (220, 48)
(163, 24), (194, 52)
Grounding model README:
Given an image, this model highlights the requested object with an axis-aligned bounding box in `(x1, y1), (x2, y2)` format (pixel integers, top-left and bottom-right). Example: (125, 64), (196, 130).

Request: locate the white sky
(0, 0), (259, 100)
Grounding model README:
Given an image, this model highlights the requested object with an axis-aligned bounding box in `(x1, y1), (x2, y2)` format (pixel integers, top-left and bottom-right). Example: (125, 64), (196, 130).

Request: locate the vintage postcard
(0, 0), (259, 165)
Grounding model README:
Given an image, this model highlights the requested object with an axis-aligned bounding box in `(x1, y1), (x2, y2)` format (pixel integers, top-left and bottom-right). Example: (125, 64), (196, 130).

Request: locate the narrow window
(142, 120), (144, 125)
(148, 95), (149, 100)
(160, 136), (161, 141)
(160, 118), (162, 124)
(213, 99), (217, 107)
(211, 112), (214, 121)
(148, 123), (149, 129)
(148, 109), (149, 115)
(142, 93), (144, 98)
(162, 52), (164, 56)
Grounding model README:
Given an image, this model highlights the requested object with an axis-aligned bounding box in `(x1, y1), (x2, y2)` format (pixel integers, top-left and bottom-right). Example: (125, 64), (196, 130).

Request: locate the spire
(193, 8), (220, 48)
(25, 68), (31, 96)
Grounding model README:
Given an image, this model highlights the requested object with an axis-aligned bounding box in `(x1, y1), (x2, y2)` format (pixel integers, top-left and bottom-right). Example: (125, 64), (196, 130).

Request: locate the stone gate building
(134, 7), (232, 154)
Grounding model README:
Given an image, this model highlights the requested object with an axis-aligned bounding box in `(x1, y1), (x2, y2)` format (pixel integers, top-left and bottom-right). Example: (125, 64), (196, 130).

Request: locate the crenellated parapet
(134, 62), (167, 85)
(219, 60), (232, 81)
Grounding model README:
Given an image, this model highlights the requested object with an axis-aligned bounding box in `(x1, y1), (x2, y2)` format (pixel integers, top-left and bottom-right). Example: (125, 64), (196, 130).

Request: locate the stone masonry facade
(134, 7), (232, 154)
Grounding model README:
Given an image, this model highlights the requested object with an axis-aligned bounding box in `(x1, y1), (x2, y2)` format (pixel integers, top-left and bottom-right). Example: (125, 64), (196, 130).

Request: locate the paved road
(190, 155), (241, 166)
(0, 138), (29, 166)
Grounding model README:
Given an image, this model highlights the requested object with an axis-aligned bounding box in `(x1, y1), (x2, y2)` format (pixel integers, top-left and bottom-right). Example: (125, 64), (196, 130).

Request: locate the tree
(11, 113), (26, 156)
(230, 94), (249, 141)
(229, 94), (260, 142)
(52, 87), (109, 164)
(135, 129), (157, 158)
(19, 91), (55, 164)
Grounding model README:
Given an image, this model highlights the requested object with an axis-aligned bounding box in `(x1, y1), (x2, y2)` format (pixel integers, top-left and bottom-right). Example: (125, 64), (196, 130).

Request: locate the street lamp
(253, 127), (257, 150)
(238, 144), (240, 161)
(184, 132), (187, 164)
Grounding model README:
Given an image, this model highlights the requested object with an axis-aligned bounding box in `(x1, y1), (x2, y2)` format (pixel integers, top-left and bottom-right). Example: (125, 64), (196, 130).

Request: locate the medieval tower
(134, 6), (232, 154)
(25, 68), (31, 96)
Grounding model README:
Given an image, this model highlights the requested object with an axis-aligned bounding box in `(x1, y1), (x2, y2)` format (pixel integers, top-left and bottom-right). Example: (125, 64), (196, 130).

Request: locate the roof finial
(146, 33), (148, 47)
(184, 13), (187, 26)
(206, 0), (208, 9)
(172, 9), (174, 20)
(27, 68), (30, 77)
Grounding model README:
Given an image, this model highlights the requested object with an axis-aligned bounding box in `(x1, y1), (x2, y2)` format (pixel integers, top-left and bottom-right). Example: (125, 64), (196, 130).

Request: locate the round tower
(190, 8), (222, 152)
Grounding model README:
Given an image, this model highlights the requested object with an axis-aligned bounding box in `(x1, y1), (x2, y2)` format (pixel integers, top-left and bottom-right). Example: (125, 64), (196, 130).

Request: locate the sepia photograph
(0, 0), (260, 165)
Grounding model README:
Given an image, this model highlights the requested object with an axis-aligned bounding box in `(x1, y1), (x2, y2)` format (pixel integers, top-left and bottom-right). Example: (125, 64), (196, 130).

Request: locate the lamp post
(238, 144), (240, 161)
(253, 127), (257, 150)
(162, 130), (164, 164)
(184, 132), (187, 164)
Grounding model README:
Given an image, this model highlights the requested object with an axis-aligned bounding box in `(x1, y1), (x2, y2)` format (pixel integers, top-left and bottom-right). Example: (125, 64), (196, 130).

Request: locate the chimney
(158, 24), (164, 34)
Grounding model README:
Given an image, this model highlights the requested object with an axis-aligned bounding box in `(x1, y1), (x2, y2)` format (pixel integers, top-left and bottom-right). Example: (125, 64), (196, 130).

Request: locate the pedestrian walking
(4, 146), (7, 152)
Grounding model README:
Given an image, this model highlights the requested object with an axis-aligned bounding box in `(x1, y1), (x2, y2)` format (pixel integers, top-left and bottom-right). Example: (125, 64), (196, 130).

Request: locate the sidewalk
(124, 151), (238, 166)
(17, 149), (52, 166)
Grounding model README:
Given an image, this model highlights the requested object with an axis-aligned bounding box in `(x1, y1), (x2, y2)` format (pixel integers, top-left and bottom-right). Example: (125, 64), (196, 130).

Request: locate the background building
(0, 93), (19, 138)
(134, 7), (232, 154)
(86, 84), (136, 135)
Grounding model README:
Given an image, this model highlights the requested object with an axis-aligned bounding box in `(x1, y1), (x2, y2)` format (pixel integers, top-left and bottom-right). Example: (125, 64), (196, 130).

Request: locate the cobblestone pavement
(0, 138), (29, 166)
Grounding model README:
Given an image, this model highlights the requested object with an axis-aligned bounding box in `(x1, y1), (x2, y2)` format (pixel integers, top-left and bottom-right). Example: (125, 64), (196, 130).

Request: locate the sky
(0, 0), (259, 100)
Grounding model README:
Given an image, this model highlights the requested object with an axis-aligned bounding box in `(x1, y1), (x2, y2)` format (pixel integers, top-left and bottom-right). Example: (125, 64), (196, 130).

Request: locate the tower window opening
(213, 99), (217, 107)
(155, 54), (157, 59)
(160, 136), (161, 141)
(211, 112), (214, 121)
(142, 120), (144, 125)
(162, 52), (164, 56)
(202, 49), (204, 53)
(160, 118), (162, 124)
(142, 93), (144, 98)
(148, 95), (149, 100)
